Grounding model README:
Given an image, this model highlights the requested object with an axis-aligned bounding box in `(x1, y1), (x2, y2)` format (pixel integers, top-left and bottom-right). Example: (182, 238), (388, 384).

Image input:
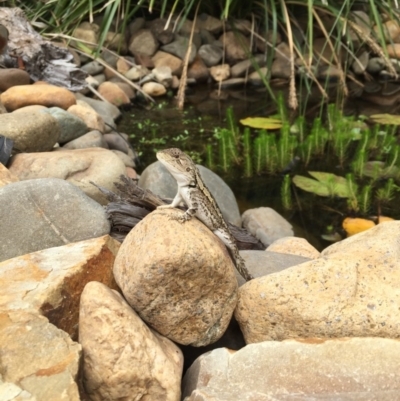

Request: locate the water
(118, 86), (400, 251)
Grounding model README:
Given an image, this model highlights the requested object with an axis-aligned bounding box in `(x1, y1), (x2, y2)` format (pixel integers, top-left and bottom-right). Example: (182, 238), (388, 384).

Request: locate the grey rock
(75, 93), (121, 121)
(352, 51), (369, 75)
(200, 29), (217, 45)
(41, 107), (88, 144)
(139, 161), (241, 226)
(100, 49), (118, 68)
(217, 78), (246, 89)
(242, 207), (294, 246)
(237, 250), (311, 286)
(161, 35), (197, 63)
(230, 54), (266, 78)
(198, 44), (223, 67)
(367, 57), (386, 74)
(196, 14), (223, 35)
(152, 66), (173, 87)
(149, 18), (174, 45)
(62, 130), (108, 150)
(80, 60), (104, 75)
(103, 132), (131, 154)
(92, 73), (106, 86)
(0, 111), (60, 153)
(248, 67), (268, 85)
(271, 57), (291, 79)
(0, 178), (110, 262)
(128, 29), (159, 57)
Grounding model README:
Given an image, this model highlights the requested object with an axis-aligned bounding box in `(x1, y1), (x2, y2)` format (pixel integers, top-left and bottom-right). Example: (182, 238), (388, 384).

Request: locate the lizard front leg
(157, 192), (183, 210)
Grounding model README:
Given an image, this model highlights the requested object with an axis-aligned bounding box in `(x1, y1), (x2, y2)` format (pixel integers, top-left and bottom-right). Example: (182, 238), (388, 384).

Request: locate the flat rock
(0, 68), (30, 91)
(236, 221), (400, 343)
(8, 148), (127, 205)
(242, 207), (294, 246)
(0, 178), (110, 262)
(182, 338), (400, 400)
(80, 282), (183, 401)
(80, 60), (104, 75)
(62, 130), (108, 150)
(113, 209), (238, 346)
(230, 54), (266, 77)
(139, 161), (241, 226)
(0, 111), (60, 152)
(41, 107), (88, 144)
(0, 84), (76, 111)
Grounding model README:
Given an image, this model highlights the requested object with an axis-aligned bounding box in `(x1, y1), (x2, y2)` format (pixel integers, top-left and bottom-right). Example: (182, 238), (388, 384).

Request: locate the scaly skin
(156, 147), (253, 281)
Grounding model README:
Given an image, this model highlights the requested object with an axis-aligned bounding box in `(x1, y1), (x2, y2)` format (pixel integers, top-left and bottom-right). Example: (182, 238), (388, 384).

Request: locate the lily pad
(363, 161), (400, 179)
(293, 171), (351, 198)
(370, 113), (400, 125)
(240, 117), (282, 130)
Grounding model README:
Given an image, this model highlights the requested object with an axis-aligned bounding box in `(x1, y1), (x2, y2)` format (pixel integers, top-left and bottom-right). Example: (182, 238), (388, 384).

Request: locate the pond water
(118, 85), (400, 251)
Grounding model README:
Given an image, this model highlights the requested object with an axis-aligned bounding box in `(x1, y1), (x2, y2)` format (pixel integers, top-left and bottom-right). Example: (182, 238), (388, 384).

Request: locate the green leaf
(293, 171), (351, 198)
(370, 114), (400, 125)
(239, 117), (282, 130)
(363, 161), (400, 179)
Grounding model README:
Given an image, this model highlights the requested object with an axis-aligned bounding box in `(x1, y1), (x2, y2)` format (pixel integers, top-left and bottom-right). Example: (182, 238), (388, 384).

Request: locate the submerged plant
(281, 174), (293, 210)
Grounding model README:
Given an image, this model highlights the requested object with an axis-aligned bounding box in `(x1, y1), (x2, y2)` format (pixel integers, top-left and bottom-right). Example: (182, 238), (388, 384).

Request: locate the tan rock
(188, 55), (209, 82)
(80, 282), (183, 401)
(152, 51), (183, 76)
(0, 111), (60, 152)
(68, 103), (105, 132)
(128, 29), (159, 57)
(210, 64), (230, 81)
(142, 81), (167, 97)
(0, 311), (81, 401)
(267, 237), (320, 259)
(8, 148), (127, 204)
(236, 221), (400, 343)
(183, 338), (400, 400)
(112, 81), (136, 99)
(0, 84), (76, 111)
(11, 104), (48, 113)
(374, 19), (400, 43)
(0, 163), (18, 188)
(0, 235), (120, 337)
(125, 166), (137, 179)
(113, 209), (238, 346)
(72, 22), (99, 49)
(97, 81), (131, 106)
(387, 43), (400, 59)
(116, 57), (131, 73)
(219, 31), (251, 62)
(104, 31), (127, 53)
(0, 235), (119, 400)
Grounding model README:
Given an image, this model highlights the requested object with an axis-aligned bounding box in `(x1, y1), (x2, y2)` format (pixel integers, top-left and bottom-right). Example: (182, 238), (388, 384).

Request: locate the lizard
(156, 147), (253, 281)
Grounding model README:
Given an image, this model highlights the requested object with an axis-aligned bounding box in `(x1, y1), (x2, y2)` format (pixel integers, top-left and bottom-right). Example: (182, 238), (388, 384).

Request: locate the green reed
(281, 174), (293, 210)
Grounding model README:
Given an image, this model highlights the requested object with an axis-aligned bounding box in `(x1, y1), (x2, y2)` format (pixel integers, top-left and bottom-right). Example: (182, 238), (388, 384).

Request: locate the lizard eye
(186, 168), (191, 172)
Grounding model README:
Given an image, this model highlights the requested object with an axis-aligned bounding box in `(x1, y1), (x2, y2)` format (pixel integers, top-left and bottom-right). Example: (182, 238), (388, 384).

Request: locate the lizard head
(157, 148), (197, 186)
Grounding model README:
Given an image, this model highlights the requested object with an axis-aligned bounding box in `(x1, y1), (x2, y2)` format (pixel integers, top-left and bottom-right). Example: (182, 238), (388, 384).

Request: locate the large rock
(67, 103), (105, 132)
(80, 282), (183, 401)
(113, 209), (238, 346)
(219, 31), (251, 62)
(161, 35), (197, 63)
(235, 221), (400, 343)
(97, 81), (131, 107)
(182, 338), (400, 400)
(0, 235), (120, 400)
(42, 106), (88, 144)
(0, 84), (76, 111)
(0, 178), (110, 262)
(8, 148), (127, 204)
(152, 51), (183, 76)
(139, 161), (241, 226)
(128, 29), (159, 56)
(0, 111), (60, 152)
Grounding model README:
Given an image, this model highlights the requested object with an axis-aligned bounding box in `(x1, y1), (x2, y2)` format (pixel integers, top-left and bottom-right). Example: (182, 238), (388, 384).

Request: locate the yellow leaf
(239, 117), (282, 130)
